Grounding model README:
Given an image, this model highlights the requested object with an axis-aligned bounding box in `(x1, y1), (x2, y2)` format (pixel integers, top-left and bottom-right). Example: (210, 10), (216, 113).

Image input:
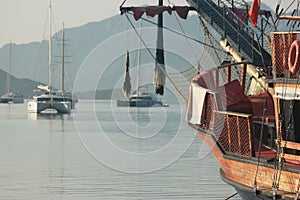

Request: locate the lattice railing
(202, 92), (253, 157)
(198, 62), (254, 157)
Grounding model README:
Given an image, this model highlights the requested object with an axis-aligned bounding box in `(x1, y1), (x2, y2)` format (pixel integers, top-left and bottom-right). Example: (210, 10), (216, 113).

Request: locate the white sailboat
(27, 1), (71, 113)
(0, 41), (24, 104)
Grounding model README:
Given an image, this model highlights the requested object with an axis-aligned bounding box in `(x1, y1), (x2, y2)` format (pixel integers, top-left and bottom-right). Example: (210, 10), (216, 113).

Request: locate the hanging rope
(124, 13), (187, 101)
(224, 192), (238, 200)
(167, 0), (201, 67)
(253, 95), (268, 195)
(125, 12), (224, 53)
(119, 0), (128, 9)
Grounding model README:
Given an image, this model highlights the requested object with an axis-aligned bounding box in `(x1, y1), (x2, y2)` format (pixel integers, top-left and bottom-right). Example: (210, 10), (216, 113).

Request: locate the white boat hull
(27, 101), (71, 113)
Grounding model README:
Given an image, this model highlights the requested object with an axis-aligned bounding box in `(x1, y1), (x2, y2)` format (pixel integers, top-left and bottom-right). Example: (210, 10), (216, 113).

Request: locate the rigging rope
(253, 95), (268, 195)
(224, 192), (238, 200)
(124, 13), (187, 102)
(126, 12), (224, 53)
(167, 0), (201, 66)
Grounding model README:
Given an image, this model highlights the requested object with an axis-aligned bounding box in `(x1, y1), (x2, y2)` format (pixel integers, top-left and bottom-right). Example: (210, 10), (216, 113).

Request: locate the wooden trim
(274, 83), (300, 88)
(217, 111), (252, 118)
(227, 66), (231, 83)
(217, 61), (249, 69)
(281, 153), (300, 162)
(237, 116), (242, 153)
(277, 15), (300, 21)
(281, 140), (300, 151)
(241, 63), (247, 91)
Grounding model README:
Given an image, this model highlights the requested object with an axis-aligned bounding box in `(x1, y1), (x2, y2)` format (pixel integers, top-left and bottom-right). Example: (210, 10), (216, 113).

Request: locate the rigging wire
(167, 0), (201, 67)
(253, 95), (268, 195)
(125, 12), (224, 53)
(119, 0), (128, 10)
(224, 192), (238, 200)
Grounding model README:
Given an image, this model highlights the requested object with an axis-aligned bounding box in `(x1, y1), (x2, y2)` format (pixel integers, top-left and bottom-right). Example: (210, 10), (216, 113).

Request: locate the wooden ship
(120, 0), (300, 198)
(186, 1), (300, 199)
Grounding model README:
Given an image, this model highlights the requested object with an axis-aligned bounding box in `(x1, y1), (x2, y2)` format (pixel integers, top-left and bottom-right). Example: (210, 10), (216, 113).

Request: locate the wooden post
(227, 66), (231, 83)
(237, 116), (241, 155)
(241, 63), (247, 91)
(227, 115), (232, 153)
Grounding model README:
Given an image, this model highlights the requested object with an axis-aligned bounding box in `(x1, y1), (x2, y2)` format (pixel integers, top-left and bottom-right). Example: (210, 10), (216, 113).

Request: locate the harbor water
(0, 100), (240, 200)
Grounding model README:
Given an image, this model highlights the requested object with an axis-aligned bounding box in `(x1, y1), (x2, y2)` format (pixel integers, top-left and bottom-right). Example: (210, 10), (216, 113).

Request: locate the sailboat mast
(61, 23), (65, 94)
(6, 41), (12, 93)
(137, 20), (142, 95)
(48, 0), (53, 91)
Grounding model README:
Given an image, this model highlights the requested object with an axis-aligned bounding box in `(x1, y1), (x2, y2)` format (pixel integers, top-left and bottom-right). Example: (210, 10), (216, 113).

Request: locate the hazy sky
(0, 0), (291, 47)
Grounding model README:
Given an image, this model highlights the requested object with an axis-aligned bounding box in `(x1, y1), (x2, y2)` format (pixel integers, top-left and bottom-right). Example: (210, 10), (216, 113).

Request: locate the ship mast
(154, 0), (165, 95)
(48, 0), (53, 91)
(61, 23), (65, 94)
(6, 41), (12, 93)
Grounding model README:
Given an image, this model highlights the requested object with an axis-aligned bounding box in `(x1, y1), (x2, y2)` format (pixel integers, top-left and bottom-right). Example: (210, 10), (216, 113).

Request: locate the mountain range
(0, 3), (279, 99)
(0, 14), (201, 99)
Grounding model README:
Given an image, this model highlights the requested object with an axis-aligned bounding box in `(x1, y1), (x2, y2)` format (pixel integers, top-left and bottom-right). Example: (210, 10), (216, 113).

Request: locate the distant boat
(117, 85), (168, 107)
(117, 1), (168, 108)
(0, 41), (24, 104)
(0, 92), (24, 104)
(27, 1), (71, 113)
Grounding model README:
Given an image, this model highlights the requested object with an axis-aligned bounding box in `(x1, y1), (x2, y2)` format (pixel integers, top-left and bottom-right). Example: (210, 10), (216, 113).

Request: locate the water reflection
(0, 101), (240, 199)
(28, 112), (73, 121)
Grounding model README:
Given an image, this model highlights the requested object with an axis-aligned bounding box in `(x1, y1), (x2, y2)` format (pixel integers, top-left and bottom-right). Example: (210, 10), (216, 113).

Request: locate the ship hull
(116, 100), (168, 107)
(194, 130), (299, 200)
(27, 101), (71, 114)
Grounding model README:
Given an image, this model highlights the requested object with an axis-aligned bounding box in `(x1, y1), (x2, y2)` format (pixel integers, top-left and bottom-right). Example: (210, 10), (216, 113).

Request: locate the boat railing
(190, 62), (264, 157)
(201, 91), (254, 158)
(278, 139), (300, 164)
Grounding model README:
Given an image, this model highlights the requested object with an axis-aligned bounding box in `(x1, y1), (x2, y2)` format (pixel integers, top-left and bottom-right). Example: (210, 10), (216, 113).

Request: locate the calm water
(0, 100), (240, 200)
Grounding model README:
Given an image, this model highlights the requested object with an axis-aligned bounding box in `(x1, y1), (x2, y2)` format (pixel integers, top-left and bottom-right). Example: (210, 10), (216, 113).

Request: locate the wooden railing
(279, 140), (300, 162)
(202, 92), (254, 157)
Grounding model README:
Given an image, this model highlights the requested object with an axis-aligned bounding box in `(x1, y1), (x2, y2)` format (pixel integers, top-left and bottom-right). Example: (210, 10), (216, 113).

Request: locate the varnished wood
(281, 153), (300, 162)
(277, 15), (300, 21)
(241, 63), (247, 91)
(217, 110), (252, 118)
(281, 140), (300, 151)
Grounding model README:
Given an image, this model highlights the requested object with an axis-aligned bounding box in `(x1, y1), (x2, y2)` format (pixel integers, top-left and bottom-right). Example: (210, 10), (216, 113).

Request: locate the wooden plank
(281, 140), (300, 151)
(281, 153), (300, 162)
(278, 15), (300, 21)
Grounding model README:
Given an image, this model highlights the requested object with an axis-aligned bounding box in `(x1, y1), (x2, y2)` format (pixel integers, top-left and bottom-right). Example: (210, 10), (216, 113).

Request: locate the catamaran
(27, 1), (71, 113)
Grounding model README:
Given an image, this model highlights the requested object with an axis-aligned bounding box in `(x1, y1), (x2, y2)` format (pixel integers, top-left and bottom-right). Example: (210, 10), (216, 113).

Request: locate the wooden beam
(281, 140), (300, 151)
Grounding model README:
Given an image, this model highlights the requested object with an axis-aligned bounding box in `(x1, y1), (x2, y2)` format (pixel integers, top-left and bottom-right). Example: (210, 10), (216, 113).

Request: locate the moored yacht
(0, 41), (24, 104)
(28, 86), (71, 113)
(27, 1), (71, 114)
(0, 92), (24, 104)
(117, 85), (168, 107)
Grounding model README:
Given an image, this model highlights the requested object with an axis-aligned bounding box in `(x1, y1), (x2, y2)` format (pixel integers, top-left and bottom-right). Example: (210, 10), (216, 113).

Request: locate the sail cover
(120, 6), (194, 21)
(122, 51), (131, 99)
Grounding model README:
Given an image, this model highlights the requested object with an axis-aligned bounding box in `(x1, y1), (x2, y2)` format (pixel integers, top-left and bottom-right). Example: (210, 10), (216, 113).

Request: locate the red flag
(248, 0), (260, 27)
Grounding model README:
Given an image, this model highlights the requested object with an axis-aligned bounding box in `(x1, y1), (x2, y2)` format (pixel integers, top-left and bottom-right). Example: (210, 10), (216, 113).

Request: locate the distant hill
(0, 69), (42, 98)
(0, 14), (201, 95)
(0, 3), (279, 100)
